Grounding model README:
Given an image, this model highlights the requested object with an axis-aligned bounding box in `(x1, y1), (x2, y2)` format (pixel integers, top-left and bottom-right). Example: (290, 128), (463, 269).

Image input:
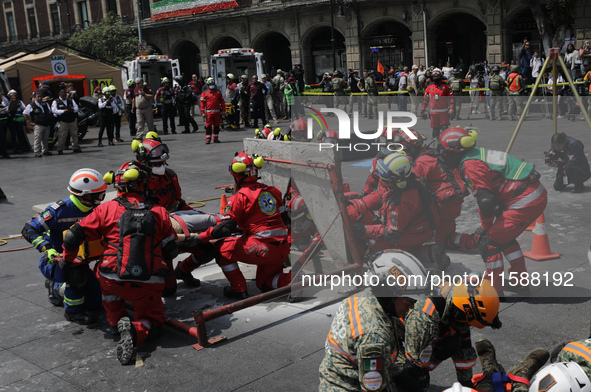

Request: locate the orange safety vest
(585, 71), (591, 93)
(507, 72), (521, 91)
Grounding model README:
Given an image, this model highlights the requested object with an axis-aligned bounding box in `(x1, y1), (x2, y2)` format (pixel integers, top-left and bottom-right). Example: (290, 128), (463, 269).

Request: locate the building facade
(1, 0), (590, 84)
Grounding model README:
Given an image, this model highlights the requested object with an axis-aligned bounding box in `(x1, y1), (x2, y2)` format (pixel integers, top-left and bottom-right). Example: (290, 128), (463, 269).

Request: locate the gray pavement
(1, 106), (591, 391)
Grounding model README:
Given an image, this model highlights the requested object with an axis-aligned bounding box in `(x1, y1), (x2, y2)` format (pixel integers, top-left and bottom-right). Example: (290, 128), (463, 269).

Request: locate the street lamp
(329, 0), (337, 72)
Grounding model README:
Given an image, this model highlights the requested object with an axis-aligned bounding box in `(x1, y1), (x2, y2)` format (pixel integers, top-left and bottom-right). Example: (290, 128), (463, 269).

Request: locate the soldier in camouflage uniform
(488, 65), (506, 121)
(471, 339), (548, 392)
(318, 251), (430, 392)
(365, 70), (379, 120)
(448, 69), (465, 120)
(394, 279), (502, 391)
(333, 70), (348, 113)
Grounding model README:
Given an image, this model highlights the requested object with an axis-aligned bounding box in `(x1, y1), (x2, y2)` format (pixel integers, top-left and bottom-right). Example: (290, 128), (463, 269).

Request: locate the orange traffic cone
(219, 194), (228, 214)
(523, 214), (560, 261)
(525, 216), (538, 231)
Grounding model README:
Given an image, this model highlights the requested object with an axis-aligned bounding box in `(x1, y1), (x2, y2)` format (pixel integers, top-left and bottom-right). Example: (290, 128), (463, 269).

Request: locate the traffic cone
(523, 214), (560, 261)
(219, 194), (228, 214)
(525, 215), (538, 231)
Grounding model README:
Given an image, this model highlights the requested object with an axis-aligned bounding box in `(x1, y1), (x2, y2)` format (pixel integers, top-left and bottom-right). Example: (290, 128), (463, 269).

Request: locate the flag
(377, 61), (385, 77)
(364, 358), (382, 371)
(151, 0), (239, 21)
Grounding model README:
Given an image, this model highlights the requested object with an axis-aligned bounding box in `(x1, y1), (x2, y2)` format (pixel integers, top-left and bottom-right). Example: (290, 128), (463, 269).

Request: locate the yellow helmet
(452, 279), (500, 329)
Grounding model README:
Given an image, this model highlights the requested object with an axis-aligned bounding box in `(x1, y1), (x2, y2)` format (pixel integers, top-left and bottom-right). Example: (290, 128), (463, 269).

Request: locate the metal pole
(557, 56), (591, 133)
(423, 8), (429, 67)
(506, 55), (552, 154)
(330, 0), (337, 71)
(552, 52), (557, 134)
(136, 0), (143, 43)
(66, 0), (72, 36)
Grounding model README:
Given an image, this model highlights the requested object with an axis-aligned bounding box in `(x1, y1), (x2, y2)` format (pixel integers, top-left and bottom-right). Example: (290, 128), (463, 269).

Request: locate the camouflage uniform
(557, 339), (591, 380)
(333, 77), (347, 112)
(488, 73), (506, 120)
(366, 76), (379, 120)
(506, 71), (525, 120)
(319, 291), (400, 392)
(448, 74), (465, 120)
(395, 284), (476, 391)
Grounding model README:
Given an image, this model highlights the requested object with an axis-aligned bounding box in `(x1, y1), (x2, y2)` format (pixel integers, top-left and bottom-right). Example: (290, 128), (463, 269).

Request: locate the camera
(544, 151), (561, 166)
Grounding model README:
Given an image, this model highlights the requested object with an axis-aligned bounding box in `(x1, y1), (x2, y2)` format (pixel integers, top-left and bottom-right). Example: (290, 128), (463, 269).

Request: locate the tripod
(506, 47), (591, 153)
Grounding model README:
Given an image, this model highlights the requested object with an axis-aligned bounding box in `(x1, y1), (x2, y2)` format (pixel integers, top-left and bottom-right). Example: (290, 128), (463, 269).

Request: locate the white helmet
(529, 362), (591, 392)
(366, 250), (430, 299)
(443, 382), (478, 392)
(376, 151), (413, 189)
(68, 168), (107, 196)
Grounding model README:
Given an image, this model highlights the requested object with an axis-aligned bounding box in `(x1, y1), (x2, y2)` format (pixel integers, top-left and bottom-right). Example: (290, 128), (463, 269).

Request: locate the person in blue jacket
(22, 168), (107, 324)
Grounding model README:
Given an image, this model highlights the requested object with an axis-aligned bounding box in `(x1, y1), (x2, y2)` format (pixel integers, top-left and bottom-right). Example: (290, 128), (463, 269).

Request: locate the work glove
(472, 227), (487, 246)
(421, 110), (428, 120)
(44, 248), (61, 264)
(57, 256), (70, 272)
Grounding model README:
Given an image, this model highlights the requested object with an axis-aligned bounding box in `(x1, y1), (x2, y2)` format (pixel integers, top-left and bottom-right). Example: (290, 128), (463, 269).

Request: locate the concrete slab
(1, 112), (591, 391)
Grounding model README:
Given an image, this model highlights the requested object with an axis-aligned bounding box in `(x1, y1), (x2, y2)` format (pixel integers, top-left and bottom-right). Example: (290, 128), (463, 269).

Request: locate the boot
(428, 243), (451, 270)
(509, 348), (549, 390)
(174, 264), (201, 287)
(474, 339), (505, 391)
(45, 279), (63, 307)
(116, 317), (137, 365)
(64, 310), (96, 325)
(223, 286), (248, 300)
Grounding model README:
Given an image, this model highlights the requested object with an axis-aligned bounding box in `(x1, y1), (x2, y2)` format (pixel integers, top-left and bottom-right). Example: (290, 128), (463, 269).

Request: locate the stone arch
(428, 11), (487, 67)
(170, 40), (201, 78)
(360, 18), (412, 72)
(146, 41), (164, 55)
(209, 35), (243, 55)
(300, 24), (346, 83)
(251, 30), (292, 75)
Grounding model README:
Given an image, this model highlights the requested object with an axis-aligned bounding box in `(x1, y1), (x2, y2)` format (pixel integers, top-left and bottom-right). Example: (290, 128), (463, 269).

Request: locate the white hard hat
(366, 250), (430, 300)
(68, 168), (107, 196)
(443, 382), (478, 392)
(529, 362), (591, 392)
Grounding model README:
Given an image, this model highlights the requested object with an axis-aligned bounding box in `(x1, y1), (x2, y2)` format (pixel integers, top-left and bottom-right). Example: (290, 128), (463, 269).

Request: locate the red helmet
(289, 193), (309, 221)
(439, 127), (478, 152)
(133, 138), (170, 163)
(393, 128), (425, 157)
(290, 118), (308, 142)
(103, 162), (148, 194)
(229, 151), (264, 183)
(256, 127), (273, 140)
(320, 129), (338, 144)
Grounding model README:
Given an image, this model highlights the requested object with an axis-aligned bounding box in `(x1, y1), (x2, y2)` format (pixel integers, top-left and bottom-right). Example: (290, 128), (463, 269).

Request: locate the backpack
(113, 197), (166, 281)
(176, 86), (187, 103)
(489, 76), (503, 91)
(450, 78), (462, 92)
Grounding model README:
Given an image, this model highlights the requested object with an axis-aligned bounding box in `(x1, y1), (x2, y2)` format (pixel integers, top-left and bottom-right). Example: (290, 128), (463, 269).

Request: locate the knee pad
(63, 223), (85, 251)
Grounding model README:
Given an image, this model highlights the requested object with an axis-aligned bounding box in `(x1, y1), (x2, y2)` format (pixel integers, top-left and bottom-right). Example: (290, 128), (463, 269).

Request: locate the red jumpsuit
(200, 182), (291, 292)
(460, 159), (547, 290)
(413, 152), (475, 250)
(348, 180), (440, 253)
(200, 88), (225, 142)
(422, 82), (454, 134)
(63, 194), (176, 347)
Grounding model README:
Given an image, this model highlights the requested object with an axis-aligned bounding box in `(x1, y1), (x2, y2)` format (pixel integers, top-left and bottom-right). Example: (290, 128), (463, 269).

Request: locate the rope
(0, 234), (33, 253)
(186, 196), (223, 209)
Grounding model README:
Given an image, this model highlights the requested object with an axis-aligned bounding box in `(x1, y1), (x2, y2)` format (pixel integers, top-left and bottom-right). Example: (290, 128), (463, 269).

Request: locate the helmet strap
(467, 284), (491, 327)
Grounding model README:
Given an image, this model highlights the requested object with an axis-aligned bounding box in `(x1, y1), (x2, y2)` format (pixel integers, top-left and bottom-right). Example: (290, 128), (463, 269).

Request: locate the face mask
(209, 85), (215, 90)
(151, 165), (166, 176)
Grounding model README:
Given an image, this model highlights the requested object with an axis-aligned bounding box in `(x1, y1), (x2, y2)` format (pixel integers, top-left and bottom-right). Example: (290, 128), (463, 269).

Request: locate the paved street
(1, 106), (591, 391)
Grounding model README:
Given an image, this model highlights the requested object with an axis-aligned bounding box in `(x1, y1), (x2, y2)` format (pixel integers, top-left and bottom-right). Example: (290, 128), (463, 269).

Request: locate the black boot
(64, 310), (96, 325)
(45, 279), (63, 306)
(223, 286), (248, 300)
(174, 264), (201, 287)
(116, 317), (137, 365)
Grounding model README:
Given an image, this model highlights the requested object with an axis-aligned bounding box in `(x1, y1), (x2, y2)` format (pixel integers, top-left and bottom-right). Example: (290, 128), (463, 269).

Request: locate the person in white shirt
(547, 72), (566, 117)
(530, 51), (543, 81)
(24, 91), (54, 157)
(442, 61), (454, 80)
(51, 89), (80, 154)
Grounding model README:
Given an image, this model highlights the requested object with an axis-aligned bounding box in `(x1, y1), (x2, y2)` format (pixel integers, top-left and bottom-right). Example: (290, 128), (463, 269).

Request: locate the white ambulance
(210, 48), (264, 90)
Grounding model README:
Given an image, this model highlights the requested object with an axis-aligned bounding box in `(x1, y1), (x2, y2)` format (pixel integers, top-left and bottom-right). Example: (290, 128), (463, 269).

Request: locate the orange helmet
(452, 279), (500, 329)
(290, 118), (308, 142)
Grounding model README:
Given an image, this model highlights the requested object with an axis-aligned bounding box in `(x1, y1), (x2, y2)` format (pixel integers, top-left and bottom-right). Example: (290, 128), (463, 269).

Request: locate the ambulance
(122, 55), (181, 90)
(210, 48), (264, 90)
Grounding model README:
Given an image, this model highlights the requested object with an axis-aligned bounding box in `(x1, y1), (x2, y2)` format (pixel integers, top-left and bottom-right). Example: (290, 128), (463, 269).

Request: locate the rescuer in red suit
(195, 151), (291, 299)
(362, 128), (428, 196)
(60, 165), (178, 365)
(200, 77), (226, 144)
(421, 68), (454, 139)
(412, 136), (476, 251)
(347, 152), (445, 267)
(439, 126), (547, 296)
